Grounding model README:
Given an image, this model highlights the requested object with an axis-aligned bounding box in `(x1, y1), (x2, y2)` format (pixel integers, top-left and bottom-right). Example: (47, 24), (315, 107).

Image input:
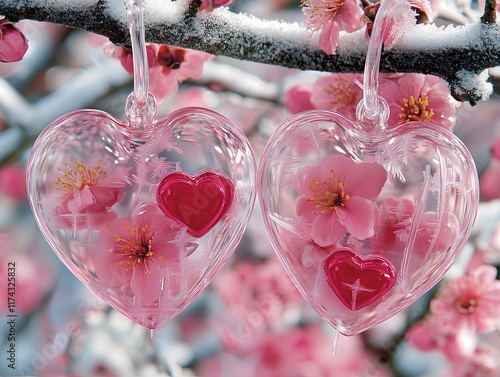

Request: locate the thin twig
(481, 0), (497, 24)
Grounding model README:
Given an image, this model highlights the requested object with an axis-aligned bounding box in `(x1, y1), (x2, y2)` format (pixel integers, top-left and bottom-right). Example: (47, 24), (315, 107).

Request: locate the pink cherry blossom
(311, 73), (363, 120)
(109, 43), (213, 104)
(301, 0), (364, 55)
(200, 326), (391, 377)
(480, 165), (500, 201)
(372, 197), (459, 258)
(430, 265), (500, 334)
(214, 258), (303, 330)
(0, 236), (55, 315)
(284, 84), (314, 114)
(378, 73), (458, 130)
(444, 347), (500, 377)
(0, 19), (29, 63)
(199, 0), (233, 12)
(295, 154), (387, 247)
(93, 206), (181, 305)
(406, 317), (477, 362)
(0, 164), (27, 203)
(491, 137), (500, 161)
(413, 211), (459, 256)
(53, 160), (124, 229)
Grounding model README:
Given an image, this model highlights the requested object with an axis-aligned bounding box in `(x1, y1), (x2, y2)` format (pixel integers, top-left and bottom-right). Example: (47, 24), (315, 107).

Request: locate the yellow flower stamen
(324, 77), (356, 112)
(115, 225), (154, 273)
(398, 95), (434, 123)
(300, 0), (345, 30)
(54, 160), (107, 191)
(307, 169), (350, 214)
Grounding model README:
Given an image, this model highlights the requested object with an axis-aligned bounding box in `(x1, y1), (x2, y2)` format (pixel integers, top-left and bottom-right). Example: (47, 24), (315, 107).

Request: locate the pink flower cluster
(372, 197), (459, 258)
(49, 158), (184, 305)
(214, 257), (303, 340)
(406, 265), (500, 371)
(285, 73), (458, 130)
(106, 43), (213, 104)
(198, 325), (392, 377)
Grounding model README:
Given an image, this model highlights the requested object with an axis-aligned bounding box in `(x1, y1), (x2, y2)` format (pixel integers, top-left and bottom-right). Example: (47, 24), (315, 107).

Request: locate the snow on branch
(1, 0), (500, 104)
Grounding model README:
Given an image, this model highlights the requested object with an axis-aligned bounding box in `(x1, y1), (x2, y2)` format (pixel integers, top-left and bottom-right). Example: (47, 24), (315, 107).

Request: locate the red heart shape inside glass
(324, 247), (396, 310)
(156, 170), (234, 237)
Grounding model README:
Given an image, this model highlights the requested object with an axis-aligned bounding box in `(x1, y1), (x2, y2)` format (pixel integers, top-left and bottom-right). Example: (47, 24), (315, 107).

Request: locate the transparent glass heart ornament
(27, 105), (256, 329)
(26, 0), (256, 329)
(257, 0), (479, 336)
(258, 110), (478, 336)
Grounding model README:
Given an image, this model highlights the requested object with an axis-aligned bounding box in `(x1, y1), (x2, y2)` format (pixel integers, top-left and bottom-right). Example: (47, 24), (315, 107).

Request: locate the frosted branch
(2, 0), (500, 104)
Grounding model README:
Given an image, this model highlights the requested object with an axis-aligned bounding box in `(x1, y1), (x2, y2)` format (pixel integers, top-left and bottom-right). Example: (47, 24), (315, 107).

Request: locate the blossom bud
(0, 19), (29, 63)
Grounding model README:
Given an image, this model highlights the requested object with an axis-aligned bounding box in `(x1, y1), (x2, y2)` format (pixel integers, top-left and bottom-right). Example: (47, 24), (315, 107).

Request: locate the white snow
(455, 69), (493, 101)
(337, 29), (367, 54)
(395, 21), (482, 50)
(105, 0), (190, 25)
(204, 7), (314, 46)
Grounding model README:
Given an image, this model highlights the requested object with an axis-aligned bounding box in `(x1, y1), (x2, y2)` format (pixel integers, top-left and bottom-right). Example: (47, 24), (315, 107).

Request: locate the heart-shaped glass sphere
(27, 106), (256, 329)
(258, 110), (478, 336)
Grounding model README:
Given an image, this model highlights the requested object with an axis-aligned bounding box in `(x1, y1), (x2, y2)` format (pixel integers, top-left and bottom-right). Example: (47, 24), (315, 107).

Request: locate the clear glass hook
(126, 0), (158, 130)
(356, 0), (407, 129)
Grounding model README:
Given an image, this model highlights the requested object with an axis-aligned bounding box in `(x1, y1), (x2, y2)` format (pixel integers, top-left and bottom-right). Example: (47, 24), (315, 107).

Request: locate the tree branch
(481, 0), (497, 24)
(1, 0), (500, 104)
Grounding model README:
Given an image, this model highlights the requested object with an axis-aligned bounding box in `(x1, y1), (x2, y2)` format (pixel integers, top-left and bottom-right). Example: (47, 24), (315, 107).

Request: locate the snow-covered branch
(2, 0), (500, 104)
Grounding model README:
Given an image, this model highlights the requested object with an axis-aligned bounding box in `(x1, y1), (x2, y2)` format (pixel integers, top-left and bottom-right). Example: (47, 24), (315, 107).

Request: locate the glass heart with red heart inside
(258, 110), (478, 336)
(27, 106), (256, 329)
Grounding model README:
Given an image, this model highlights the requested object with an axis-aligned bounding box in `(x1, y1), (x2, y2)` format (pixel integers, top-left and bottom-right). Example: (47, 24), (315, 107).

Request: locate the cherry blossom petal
(99, 217), (134, 249)
(130, 264), (164, 305)
(341, 161), (387, 200)
(149, 65), (179, 104)
(318, 21), (340, 55)
(86, 186), (123, 212)
(294, 165), (323, 196)
(337, 196), (376, 240)
(285, 85), (314, 114)
(173, 49), (213, 80)
(151, 238), (180, 266)
(93, 251), (131, 287)
(311, 211), (346, 247)
(296, 195), (319, 223)
(338, 0), (364, 32)
(319, 154), (354, 179)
